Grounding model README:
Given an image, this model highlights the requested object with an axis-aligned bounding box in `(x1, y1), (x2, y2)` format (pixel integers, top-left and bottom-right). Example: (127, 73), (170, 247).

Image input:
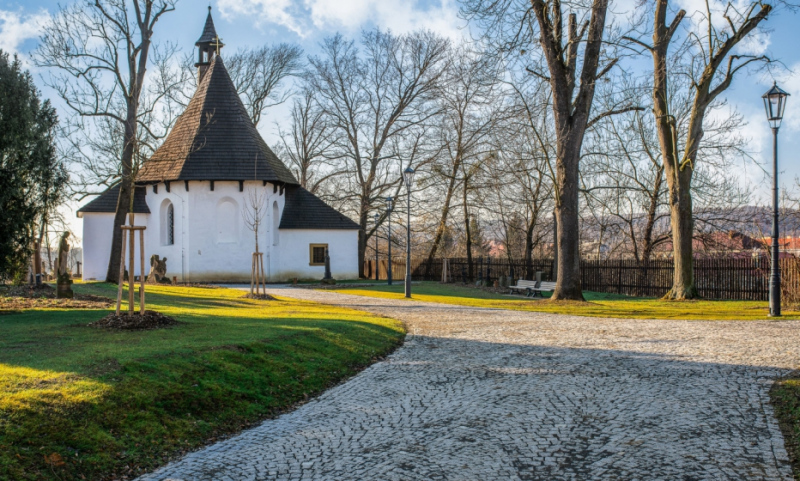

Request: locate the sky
(1, 0), (799, 247)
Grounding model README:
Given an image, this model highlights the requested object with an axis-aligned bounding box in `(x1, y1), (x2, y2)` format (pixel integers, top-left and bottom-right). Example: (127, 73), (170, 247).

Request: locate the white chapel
(77, 10), (360, 282)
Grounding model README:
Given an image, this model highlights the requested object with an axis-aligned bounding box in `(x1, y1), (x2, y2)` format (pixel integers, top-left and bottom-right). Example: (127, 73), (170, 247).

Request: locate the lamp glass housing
(385, 196), (393, 212)
(763, 82), (789, 129)
(403, 167), (416, 190)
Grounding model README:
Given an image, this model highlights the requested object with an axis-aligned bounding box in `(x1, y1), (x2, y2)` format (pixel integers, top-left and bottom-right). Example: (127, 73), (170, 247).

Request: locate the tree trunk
(105, 110), (136, 283)
(651, 1), (697, 299)
(463, 186), (474, 282)
(424, 171), (458, 278)
(663, 166), (697, 299)
(34, 219), (46, 277)
(552, 140), (584, 300)
(524, 220), (534, 281)
(358, 209), (368, 279)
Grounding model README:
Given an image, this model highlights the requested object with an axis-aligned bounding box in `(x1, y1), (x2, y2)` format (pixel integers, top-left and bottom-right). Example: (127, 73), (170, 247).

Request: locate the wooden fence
(363, 256), (789, 301)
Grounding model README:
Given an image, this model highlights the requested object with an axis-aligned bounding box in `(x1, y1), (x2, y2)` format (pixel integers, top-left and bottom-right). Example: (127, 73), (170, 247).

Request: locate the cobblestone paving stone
(139, 288), (800, 480)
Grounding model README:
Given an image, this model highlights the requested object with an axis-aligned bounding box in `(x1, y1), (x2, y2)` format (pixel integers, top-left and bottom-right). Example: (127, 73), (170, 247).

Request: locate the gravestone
(321, 248), (336, 285)
(56, 232), (74, 299)
(146, 255), (171, 284)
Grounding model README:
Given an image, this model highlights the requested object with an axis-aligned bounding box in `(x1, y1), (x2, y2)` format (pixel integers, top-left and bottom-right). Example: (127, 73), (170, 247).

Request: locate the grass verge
(0, 283), (404, 480)
(328, 282), (800, 320)
(771, 376), (800, 479)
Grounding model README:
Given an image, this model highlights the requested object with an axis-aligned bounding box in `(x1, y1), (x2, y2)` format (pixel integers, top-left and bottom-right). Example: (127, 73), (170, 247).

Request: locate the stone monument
(146, 255), (171, 284)
(321, 248), (336, 285)
(56, 232), (74, 298)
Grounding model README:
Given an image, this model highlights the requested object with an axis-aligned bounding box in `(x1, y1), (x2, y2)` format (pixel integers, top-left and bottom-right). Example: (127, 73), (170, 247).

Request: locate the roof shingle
(76, 184), (150, 217)
(196, 8), (219, 45)
(137, 56), (298, 185)
(280, 186), (360, 230)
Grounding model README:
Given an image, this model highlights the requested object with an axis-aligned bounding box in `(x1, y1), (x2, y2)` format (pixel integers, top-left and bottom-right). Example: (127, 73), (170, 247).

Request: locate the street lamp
(385, 197), (393, 286)
(373, 213), (380, 281)
(403, 167), (416, 298)
(763, 82), (789, 317)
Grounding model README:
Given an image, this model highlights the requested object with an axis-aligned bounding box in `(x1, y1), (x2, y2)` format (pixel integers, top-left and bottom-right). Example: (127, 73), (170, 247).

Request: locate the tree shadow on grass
(0, 306), (404, 481)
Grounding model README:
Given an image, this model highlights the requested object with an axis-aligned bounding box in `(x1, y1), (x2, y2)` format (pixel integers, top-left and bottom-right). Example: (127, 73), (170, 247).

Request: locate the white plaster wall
(80, 181), (359, 282)
(276, 229), (359, 281)
(144, 180), (285, 282)
(81, 213), (116, 280)
(142, 183), (187, 282)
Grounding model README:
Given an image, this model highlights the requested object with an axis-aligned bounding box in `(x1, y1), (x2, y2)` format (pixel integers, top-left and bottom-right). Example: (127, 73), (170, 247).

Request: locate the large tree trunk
(529, 0), (609, 300)
(651, 1), (697, 299)
(552, 139), (583, 300)
(105, 110), (136, 283)
(663, 166), (697, 299)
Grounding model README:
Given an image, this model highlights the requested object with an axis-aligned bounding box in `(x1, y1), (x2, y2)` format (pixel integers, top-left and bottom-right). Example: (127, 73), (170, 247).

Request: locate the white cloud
(217, 0), (465, 39)
(307, 0), (464, 38)
(774, 61), (800, 133)
(0, 9), (48, 57)
(218, 0), (308, 36)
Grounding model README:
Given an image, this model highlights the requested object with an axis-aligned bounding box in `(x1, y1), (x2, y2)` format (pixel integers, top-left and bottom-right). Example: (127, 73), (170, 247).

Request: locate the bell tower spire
(195, 6), (224, 83)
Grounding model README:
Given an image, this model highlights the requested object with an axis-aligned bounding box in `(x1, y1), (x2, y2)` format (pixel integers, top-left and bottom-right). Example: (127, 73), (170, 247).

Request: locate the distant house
(77, 10), (359, 282)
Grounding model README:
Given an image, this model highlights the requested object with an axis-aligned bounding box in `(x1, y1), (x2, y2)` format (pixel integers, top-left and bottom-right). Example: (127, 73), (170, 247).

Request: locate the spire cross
(211, 36), (223, 56)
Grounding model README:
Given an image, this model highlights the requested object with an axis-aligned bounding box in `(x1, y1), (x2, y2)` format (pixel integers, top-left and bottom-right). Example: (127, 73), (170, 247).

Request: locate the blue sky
(1, 0), (799, 241)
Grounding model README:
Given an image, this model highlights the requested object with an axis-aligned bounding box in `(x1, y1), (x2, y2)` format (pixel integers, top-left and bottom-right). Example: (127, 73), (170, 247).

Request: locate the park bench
(509, 279), (556, 297)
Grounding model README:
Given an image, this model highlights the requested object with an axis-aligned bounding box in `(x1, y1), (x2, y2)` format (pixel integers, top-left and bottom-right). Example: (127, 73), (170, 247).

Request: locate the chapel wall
(274, 229), (360, 281)
(81, 213), (117, 281)
(173, 180), (286, 282)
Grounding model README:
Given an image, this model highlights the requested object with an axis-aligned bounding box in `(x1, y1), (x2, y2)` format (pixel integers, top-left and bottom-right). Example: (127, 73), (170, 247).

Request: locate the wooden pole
(128, 225), (135, 314)
(250, 253), (256, 295)
(116, 229), (127, 315)
(139, 229), (145, 314)
(259, 252), (266, 295)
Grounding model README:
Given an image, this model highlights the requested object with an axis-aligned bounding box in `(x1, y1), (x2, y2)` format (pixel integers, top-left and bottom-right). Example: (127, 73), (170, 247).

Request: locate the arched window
(216, 198), (239, 243)
(167, 204), (174, 245)
(272, 201), (279, 246)
(161, 200), (175, 246)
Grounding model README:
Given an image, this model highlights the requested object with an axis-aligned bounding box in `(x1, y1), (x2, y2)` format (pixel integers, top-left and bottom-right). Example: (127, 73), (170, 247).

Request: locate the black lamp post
(403, 167), (416, 298)
(374, 213), (380, 281)
(386, 197), (393, 286)
(763, 82), (789, 317)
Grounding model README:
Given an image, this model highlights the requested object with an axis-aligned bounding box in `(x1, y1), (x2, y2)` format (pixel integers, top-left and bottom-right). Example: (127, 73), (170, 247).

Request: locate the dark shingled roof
(196, 8), (219, 45)
(76, 184), (150, 217)
(280, 186), (360, 230)
(137, 56), (298, 184)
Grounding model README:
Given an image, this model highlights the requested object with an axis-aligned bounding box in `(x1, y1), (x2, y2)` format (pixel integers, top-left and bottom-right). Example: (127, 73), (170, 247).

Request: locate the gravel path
(140, 287), (800, 480)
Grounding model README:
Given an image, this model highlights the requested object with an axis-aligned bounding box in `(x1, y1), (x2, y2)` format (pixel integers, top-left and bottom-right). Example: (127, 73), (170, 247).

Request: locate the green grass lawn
(328, 282), (800, 320)
(0, 283), (404, 480)
(771, 377), (800, 479)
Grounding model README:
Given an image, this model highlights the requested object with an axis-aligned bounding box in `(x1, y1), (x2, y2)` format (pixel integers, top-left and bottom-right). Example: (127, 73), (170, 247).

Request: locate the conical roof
(196, 7), (219, 45)
(138, 56), (298, 184)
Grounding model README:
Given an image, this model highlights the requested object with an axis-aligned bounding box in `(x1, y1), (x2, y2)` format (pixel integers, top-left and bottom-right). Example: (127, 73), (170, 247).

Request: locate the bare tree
(275, 89), (338, 194)
(242, 186), (268, 295)
(630, 0), (778, 298)
(424, 47), (501, 277)
(308, 30), (450, 276)
(35, 0), (180, 283)
(462, 0), (638, 299)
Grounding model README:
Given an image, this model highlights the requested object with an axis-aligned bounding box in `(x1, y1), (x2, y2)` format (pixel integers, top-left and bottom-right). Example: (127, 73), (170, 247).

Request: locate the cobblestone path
(140, 288), (800, 480)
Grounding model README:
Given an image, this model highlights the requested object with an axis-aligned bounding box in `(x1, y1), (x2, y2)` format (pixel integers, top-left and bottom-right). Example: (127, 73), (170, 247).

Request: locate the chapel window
(167, 204), (174, 245)
(162, 201), (175, 246)
(309, 244), (328, 266)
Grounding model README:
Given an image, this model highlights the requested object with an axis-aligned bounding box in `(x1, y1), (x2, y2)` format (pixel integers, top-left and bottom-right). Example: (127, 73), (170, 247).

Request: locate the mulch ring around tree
(241, 293), (277, 301)
(0, 284), (114, 310)
(89, 310), (181, 330)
